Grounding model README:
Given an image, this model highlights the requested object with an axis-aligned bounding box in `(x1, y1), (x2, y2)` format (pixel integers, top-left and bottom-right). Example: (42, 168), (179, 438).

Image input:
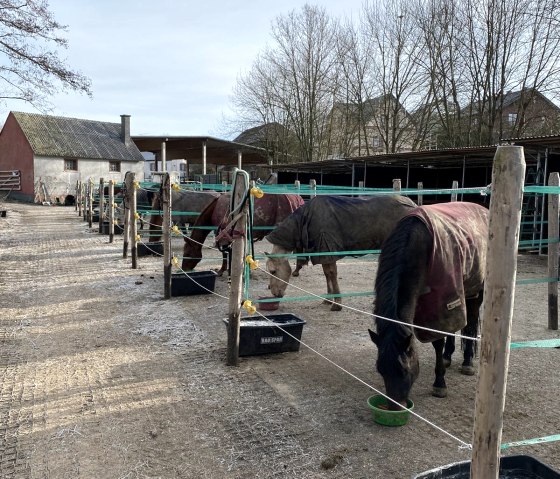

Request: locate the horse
(369, 201), (488, 409)
(149, 189), (221, 242)
(265, 194), (417, 311)
(181, 193), (305, 276)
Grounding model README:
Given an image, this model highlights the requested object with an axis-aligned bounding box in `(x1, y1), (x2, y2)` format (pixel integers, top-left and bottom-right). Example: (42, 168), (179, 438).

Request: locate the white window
(109, 161), (121, 172)
(508, 113), (517, 125)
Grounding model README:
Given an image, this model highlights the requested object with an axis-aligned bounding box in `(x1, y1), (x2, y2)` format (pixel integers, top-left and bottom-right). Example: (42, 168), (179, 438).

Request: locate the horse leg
(460, 292), (483, 376)
(443, 335), (455, 368)
(322, 263), (342, 311)
(217, 247), (230, 277)
(432, 338), (448, 398)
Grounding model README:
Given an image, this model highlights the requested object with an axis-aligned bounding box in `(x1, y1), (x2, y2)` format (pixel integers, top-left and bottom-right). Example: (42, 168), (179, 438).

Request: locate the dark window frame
(64, 159), (78, 171)
(109, 161), (121, 172)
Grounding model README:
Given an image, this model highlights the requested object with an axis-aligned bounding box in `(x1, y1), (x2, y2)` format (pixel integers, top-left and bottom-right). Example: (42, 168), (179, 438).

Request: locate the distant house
(327, 94), (415, 158)
(0, 112), (145, 203)
(234, 122), (296, 164)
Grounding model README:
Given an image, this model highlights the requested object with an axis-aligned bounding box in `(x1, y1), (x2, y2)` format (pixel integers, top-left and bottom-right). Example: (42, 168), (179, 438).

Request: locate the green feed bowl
(367, 395), (414, 427)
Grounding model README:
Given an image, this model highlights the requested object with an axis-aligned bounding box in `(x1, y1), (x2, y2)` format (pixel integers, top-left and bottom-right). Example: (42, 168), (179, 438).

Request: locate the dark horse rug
(407, 202), (489, 342)
(266, 195), (417, 264)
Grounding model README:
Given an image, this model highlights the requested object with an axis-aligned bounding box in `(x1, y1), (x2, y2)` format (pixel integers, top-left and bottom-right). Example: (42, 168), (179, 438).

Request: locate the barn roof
(11, 111), (145, 162)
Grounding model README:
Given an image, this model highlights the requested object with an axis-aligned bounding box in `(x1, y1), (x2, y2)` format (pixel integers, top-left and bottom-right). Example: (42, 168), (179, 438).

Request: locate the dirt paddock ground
(0, 201), (559, 479)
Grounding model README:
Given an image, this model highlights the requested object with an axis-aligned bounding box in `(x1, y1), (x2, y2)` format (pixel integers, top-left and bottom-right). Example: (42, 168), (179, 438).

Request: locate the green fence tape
(510, 339), (560, 349)
(501, 434), (560, 450)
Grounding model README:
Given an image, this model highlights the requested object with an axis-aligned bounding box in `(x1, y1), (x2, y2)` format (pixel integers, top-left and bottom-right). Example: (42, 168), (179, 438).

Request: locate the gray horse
(265, 195), (417, 311)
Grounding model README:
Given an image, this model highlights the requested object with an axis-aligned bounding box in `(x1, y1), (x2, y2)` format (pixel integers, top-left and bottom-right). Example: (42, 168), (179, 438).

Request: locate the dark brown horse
(182, 193), (305, 275)
(369, 202), (488, 409)
(265, 195), (417, 311)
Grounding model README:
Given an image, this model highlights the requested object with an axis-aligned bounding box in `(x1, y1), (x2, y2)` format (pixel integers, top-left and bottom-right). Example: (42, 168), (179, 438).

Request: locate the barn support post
(122, 173), (130, 259)
(226, 169), (250, 366)
(162, 173), (172, 299)
(471, 145), (525, 479)
(392, 178), (401, 191)
(126, 172), (138, 269)
(237, 150), (242, 170)
(310, 179), (316, 198)
(417, 182), (423, 206)
(405, 160), (410, 188)
(88, 178), (93, 229)
(461, 157), (466, 201)
(294, 180), (300, 190)
(451, 180), (458, 202)
(108, 180), (115, 243)
(98, 178), (105, 234)
(161, 141), (167, 172)
(202, 140), (207, 175)
(547, 172), (559, 330)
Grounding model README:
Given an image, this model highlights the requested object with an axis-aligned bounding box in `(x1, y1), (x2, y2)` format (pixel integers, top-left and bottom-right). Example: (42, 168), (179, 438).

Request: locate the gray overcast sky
(0, 1), (364, 139)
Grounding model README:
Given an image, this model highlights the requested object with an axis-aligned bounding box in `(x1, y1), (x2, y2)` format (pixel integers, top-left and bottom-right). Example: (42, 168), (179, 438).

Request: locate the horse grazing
(182, 193), (305, 275)
(149, 189), (220, 242)
(369, 202), (488, 409)
(265, 195), (417, 311)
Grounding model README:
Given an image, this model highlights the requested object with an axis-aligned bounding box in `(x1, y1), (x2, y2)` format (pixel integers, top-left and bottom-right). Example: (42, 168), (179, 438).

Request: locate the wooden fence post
(77, 181), (82, 216)
(88, 178), (93, 228)
(162, 173), (172, 299)
(123, 173), (130, 258)
(129, 173), (138, 268)
(310, 179), (317, 198)
(75, 181), (79, 212)
(548, 172), (559, 330)
(451, 180), (458, 202)
(471, 145), (525, 479)
(82, 182), (87, 221)
(108, 180), (115, 243)
(226, 170), (250, 366)
(417, 182), (423, 206)
(98, 178), (105, 233)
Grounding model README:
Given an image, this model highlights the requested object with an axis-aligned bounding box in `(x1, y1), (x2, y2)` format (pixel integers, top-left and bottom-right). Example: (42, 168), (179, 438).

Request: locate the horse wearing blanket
(265, 195), (417, 311)
(369, 202), (488, 409)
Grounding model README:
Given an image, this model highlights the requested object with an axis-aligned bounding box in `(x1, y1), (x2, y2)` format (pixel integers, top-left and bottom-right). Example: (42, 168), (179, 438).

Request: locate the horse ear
(368, 329), (379, 346)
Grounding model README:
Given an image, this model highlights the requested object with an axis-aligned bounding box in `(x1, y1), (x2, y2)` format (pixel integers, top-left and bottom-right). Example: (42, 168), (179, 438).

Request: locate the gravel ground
(0, 200), (559, 479)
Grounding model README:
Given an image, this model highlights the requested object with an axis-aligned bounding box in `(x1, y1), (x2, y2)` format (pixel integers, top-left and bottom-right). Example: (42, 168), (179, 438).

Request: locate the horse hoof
(432, 387), (447, 398)
(443, 357), (452, 368)
(460, 365), (476, 376)
(330, 303), (342, 312)
(292, 271), (299, 277)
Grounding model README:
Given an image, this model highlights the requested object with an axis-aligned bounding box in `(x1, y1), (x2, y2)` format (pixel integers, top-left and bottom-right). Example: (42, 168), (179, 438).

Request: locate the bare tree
(0, 0), (91, 109)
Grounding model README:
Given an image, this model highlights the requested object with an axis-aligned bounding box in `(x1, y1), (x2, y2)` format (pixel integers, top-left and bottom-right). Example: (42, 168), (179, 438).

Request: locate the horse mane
(374, 217), (425, 337)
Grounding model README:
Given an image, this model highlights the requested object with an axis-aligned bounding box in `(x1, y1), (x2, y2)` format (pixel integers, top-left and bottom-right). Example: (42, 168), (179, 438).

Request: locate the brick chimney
(120, 114), (131, 145)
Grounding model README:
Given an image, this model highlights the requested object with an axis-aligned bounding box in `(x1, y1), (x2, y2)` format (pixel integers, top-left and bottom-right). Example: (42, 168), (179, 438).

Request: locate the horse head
(182, 237), (202, 271)
(265, 244), (293, 298)
(369, 328), (419, 410)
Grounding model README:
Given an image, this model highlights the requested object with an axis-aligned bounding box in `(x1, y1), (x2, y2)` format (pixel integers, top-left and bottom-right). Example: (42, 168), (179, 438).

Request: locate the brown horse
(265, 195), (417, 311)
(182, 193), (305, 275)
(149, 189), (220, 242)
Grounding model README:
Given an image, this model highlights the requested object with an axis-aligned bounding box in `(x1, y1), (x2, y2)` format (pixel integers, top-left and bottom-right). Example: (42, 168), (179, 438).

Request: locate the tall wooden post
(75, 181), (79, 212)
(162, 173), (172, 299)
(128, 173), (138, 269)
(310, 179), (317, 198)
(83, 182), (88, 221)
(417, 182), (423, 206)
(471, 146), (525, 479)
(226, 170), (250, 366)
(123, 174), (130, 258)
(108, 180), (115, 243)
(88, 178), (93, 228)
(98, 178), (105, 233)
(548, 172), (559, 330)
(77, 181), (82, 216)
(451, 180), (458, 202)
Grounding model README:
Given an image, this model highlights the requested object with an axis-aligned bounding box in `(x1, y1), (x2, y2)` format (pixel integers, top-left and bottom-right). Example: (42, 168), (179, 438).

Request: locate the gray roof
(11, 111), (144, 161)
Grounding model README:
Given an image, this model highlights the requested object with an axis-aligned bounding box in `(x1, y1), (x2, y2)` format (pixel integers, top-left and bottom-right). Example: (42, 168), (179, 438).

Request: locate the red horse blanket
(409, 202), (489, 342)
